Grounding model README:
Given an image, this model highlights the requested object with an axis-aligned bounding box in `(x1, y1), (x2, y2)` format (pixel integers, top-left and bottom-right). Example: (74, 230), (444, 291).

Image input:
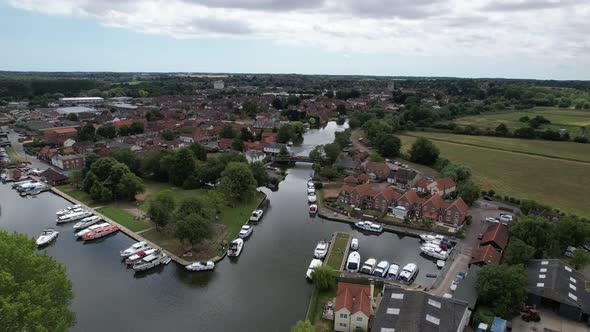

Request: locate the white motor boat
(437, 260), (446, 269)
(307, 187), (315, 194)
(354, 220), (384, 233)
(314, 240), (328, 259)
(420, 233), (445, 242)
(249, 209), (264, 222)
(73, 215), (102, 230)
(186, 260), (215, 272)
(82, 224), (119, 241)
(399, 263), (419, 283)
(56, 205), (80, 216)
(350, 238), (359, 250)
(420, 245), (449, 260)
(346, 251), (361, 273)
(306, 259), (323, 279)
(75, 222), (110, 238)
(373, 260), (390, 278)
(239, 225), (253, 238)
(133, 251), (169, 271)
(307, 192), (317, 203)
(126, 248), (157, 265)
(36, 228), (59, 247)
(120, 241), (151, 257)
(227, 238), (244, 257)
(360, 258), (377, 274)
(307, 180), (314, 189)
(56, 210), (92, 224)
(309, 204), (318, 214)
(387, 263), (400, 279)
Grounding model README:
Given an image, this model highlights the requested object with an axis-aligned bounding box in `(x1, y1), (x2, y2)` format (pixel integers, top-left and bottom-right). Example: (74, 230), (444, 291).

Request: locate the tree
(118, 125), (130, 136)
(77, 123), (96, 141)
(250, 161), (270, 187)
(324, 143), (341, 164)
(291, 121), (305, 136)
(220, 125), (236, 139)
(309, 145), (324, 164)
(147, 190), (175, 229)
(509, 216), (556, 257)
(175, 197), (213, 220)
(503, 238), (535, 266)
(117, 172), (145, 200)
(169, 148), (196, 186)
(96, 124), (117, 139)
(175, 213), (213, 248)
(440, 163), (472, 183)
(219, 162), (257, 203)
(82, 170), (98, 192)
(66, 113), (79, 121)
(311, 265), (337, 291)
(160, 130), (175, 141)
(188, 142), (207, 162)
(571, 249), (590, 270)
(0, 231), (76, 332)
(232, 137), (244, 151)
(495, 123), (509, 136)
(277, 123), (296, 143)
(109, 148), (141, 175)
(279, 145), (290, 157)
(240, 127), (255, 142)
(457, 180), (480, 205)
(291, 320), (314, 332)
(476, 264), (527, 319)
(375, 133), (401, 158)
(409, 137), (439, 165)
(130, 121), (144, 135)
(90, 182), (112, 202)
(271, 98), (284, 110)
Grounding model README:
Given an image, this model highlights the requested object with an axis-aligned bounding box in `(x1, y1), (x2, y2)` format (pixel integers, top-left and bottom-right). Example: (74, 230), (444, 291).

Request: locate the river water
(0, 121), (439, 331)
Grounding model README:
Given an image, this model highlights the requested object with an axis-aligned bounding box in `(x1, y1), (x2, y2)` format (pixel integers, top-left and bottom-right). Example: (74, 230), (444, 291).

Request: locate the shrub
(487, 190), (495, 197)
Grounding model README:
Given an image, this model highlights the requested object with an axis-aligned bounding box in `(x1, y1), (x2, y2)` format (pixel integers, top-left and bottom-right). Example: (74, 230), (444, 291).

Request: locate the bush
(473, 307), (495, 328)
(314, 182), (323, 190)
(487, 190), (495, 197)
(574, 136), (589, 143)
(503, 195), (509, 201)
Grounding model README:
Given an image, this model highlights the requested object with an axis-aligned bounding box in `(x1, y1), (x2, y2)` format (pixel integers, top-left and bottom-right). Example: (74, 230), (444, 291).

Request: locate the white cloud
(7, 0), (590, 65)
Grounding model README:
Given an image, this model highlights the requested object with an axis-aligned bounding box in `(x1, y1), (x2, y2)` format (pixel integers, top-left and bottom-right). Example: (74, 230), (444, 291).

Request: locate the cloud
(6, 0), (590, 67)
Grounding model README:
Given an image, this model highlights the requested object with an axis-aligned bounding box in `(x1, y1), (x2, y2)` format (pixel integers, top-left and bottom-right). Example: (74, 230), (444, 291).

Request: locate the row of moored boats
(419, 233), (452, 263)
(11, 178), (48, 197)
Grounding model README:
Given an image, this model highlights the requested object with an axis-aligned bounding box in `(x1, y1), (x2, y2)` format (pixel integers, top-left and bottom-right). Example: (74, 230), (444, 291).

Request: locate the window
(565, 266), (573, 272)
(428, 299), (441, 308)
(569, 293), (578, 301)
(570, 277), (577, 283)
(381, 329), (395, 332)
(539, 268), (547, 273)
(340, 313), (348, 319)
(339, 323), (347, 327)
(570, 284), (577, 291)
(537, 283), (544, 287)
(391, 293), (404, 299)
(539, 274), (546, 279)
(425, 314), (440, 325)
(386, 308), (400, 315)
(356, 317), (363, 322)
(541, 260), (549, 265)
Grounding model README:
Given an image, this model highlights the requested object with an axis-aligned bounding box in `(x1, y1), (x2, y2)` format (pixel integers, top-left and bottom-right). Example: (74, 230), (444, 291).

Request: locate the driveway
(511, 307), (590, 332)
(351, 129), (371, 154)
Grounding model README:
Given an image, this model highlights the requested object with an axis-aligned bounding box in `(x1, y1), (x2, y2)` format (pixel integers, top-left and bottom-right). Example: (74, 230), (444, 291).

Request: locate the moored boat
(309, 204), (318, 214)
(75, 222), (110, 238)
(238, 225), (253, 238)
(306, 259), (323, 280)
(56, 210), (92, 224)
(387, 263), (400, 279)
(354, 220), (384, 233)
(307, 192), (317, 203)
(420, 245), (449, 260)
(120, 241), (151, 257)
(73, 215), (102, 230)
(82, 224), (119, 241)
(227, 238), (244, 257)
(249, 209), (264, 222)
(314, 240), (328, 259)
(437, 260), (446, 269)
(132, 251), (169, 271)
(420, 233), (445, 242)
(186, 260), (215, 272)
(399, 263), (419, 283)
(125, 248), (157, 265)
(373, 260), (390, 278)
(360, 258), (377, 274)
(346, 251), (361, 273)
(350, 238), (359, 250)
(36, 228), (59, 247)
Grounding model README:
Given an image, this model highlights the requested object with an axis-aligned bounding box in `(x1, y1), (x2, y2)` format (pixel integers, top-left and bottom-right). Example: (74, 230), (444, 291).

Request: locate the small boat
(374, 260), (390, 278)
(287, 141), (293, 147)
(350, 238), (359, 250)
(437, 260), (446, 269)
(75, 222), (110, 238)
(36, 228), (59, 247)
(249, 209), (264, 222)
(120, 241), (151, 257)
(354, 220), (384, 233)
(307, 187), (315, 194)
(309, 204), (318, 214)
(307, 180), (314, 189)
(133, 251), (169, 271)
(314, 240), (328, 259)
(387, 264), (400, 279)
(73, 215), (102, 230)
(56, 210), (92, 224)
(306, 259), (323, 280)
(227, 238), (244, 257)
(56, 205), (81, 216)
(82, 224), (119, 241)
(399, 263), (419, 283)
(346, 251), (361, 272)
(420, 245), (449, 260)
(360, 258), (377, 274)
(186, 260), (215, 272)
(126, 248), (157, 265)
(420, 233), (445, 242)
(307, 192), (317, 203)
(238, 225), (253, 238)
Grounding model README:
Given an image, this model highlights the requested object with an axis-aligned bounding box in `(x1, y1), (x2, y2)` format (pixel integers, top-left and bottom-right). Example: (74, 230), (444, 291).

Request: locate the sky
(1, 0), (589, 80)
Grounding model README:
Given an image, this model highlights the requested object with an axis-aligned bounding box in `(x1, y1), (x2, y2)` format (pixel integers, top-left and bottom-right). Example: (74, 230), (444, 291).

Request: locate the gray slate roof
(373, 286), (468, 332)
(453, 265), (480, 310)
(527, 259), (590, 314)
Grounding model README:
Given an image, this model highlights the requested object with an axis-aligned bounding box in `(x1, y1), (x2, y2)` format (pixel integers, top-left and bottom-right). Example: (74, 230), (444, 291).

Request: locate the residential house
(334, 282), (372, 332)
(260, 132), (278, 144)
(63, 138), (76, 148)
(363, 161), (390, 181)
(51, 154), (85, 170)
(335, 153), (361, 172)
(470, 244), (502, 266)
(441, 198), (469, 227)
(38, 146), (58, 162)
(479, 224), (509, 252)
(421, 195), (447, 222)
(39, 168), (68, 186)
(343, 174), (368, 185)
(397, 190), (424, 219)
(392, 168), (419, 189)
(427, 177), (457, 197)
(43, 127), (78, 145)
(374, 187), (402, 213)
(416, 178), (433, 194)
(339, 185), (355, 204)
(349, 183), (379, 209)
(373, 286), (469, 332)
(263, 142), (286, 155)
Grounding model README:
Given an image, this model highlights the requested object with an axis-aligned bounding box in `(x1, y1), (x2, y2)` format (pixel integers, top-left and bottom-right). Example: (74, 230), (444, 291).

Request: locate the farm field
(402, 131), (590, 162)
(398, 134), (590, 217)
(451, 107), (590, 137)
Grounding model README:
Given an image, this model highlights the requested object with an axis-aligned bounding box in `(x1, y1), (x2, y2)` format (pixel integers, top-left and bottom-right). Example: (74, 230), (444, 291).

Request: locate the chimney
(369, 278), (375, 315)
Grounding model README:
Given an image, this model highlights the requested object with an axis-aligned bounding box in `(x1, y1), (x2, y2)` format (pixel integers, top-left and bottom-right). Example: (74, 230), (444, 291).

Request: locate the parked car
(565, 246), (577, 258)
(582, 243), (590, 252)
(485, 217), (499, 224)
(483, 196), (494, 201)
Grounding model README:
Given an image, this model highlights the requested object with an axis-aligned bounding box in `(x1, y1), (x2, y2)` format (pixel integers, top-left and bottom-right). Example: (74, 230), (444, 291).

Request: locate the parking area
(511, 307), (590, 332)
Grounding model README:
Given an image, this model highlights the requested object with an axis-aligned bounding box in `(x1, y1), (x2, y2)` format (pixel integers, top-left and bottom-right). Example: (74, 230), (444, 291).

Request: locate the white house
(63, 138), (76, 148)
(334, 282), (372, 332)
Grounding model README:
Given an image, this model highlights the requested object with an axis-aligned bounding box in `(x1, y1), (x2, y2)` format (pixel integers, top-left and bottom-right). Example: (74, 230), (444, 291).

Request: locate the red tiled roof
(448, 197), (469, 214)
(344, 176), (358, 185)
(400, 189), (423, 205)
(471, 244), (502, 265)
(434, 177), (456, 189)
(112, 119), (134, 128)
(422, 195), (446, 219)
(49, 127), (77, 134)
(380, 187), (402, 202)
(365, 161), (390, 175)
(341, 184), (354, 193)
(334, 282), (371, 317)
(416, 178), (431, 190)
(352, 183), (378, 197)
(480, 224), (509, 250)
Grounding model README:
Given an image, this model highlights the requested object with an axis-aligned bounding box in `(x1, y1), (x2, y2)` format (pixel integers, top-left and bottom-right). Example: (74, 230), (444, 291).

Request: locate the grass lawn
(5, 146), (25, 163)
(450, 107), (590, 138)
(309, 287), (337, 332)
(403, 131), (590, 163)
(55, 184), (97, 207)
(326, 232), (351, 270)
(96, 206), (150, 232)
(398, 134), (590, 217)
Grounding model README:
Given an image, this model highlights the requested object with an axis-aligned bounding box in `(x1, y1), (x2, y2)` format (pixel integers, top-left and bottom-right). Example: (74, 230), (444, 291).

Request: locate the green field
(325, 232), (351, 270)
(399, 134), (590, 217)
(56, 185), (97, 207)
(96, 206), (150, 232)
(451, 107), (590, 137)
(403, 132), (590, 163)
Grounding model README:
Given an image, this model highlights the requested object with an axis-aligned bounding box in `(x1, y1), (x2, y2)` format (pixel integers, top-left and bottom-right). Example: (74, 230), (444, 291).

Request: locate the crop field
(399, 134), (590, 217)
(451, 107), (590, 137)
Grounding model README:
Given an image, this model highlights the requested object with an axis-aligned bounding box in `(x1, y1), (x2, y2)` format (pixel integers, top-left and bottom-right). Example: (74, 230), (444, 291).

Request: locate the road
(2, 126), (58, 171)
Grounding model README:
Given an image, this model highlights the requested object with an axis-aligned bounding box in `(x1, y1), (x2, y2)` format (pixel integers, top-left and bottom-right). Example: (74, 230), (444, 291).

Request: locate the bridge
(270, 155), (314, 164)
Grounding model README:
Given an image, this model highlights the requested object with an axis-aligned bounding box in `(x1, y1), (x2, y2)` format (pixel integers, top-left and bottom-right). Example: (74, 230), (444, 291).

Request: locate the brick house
(392, 168), (419, 189)
(471, 244), (502, 266)
(374, 187), (402, 213)
(421, 194), (447, 222)
(427, 177), (457, 197)
(51, 154), (85, 170)
(339, 185), (354, 204)
(441, 198), (469, 227)
(349, 183), (379, 209)
(363, 161), (390, 181)
(43, 127), (78, 145)
(479, 224), (509, 251)
(397, 190), (424, 219)
(334, 282), (372, 332)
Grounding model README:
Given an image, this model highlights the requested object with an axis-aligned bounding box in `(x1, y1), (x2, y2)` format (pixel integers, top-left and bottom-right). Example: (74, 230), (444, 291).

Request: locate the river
(0, 121), (439, 331)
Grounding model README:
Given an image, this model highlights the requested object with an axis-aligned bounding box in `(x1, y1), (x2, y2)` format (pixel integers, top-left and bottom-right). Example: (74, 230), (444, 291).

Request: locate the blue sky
(1, 0), (589, 79)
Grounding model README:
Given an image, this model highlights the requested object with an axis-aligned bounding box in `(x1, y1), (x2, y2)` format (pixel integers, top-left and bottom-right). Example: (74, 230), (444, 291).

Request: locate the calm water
(0, 122), (439, 331)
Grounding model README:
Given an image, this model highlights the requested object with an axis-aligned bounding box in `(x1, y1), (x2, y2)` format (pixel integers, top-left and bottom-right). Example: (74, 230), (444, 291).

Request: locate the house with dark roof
(527, 259), (590, 321)
(334, 282), (372, 332)
(373, 286), (469, 332)
(479, 224), (509, 251)
(470, 244), (502, 266)
(335, 153), (361, 172)
(392, 168), (419, 189)
(39, 168), (68, 186)
(453, 265), (481, 312)
(363, 161), (391, 181)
